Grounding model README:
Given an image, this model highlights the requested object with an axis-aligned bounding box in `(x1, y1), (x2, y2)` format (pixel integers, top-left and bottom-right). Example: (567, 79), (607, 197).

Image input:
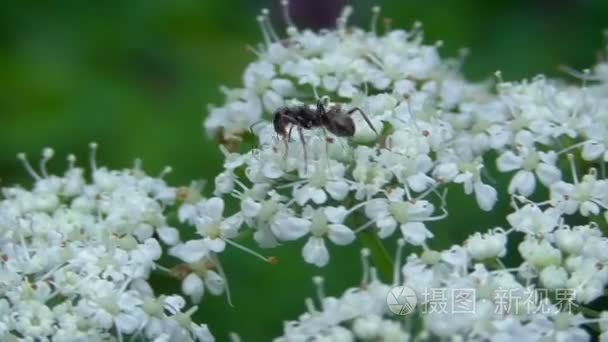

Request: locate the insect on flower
(272, 96), (378, 167)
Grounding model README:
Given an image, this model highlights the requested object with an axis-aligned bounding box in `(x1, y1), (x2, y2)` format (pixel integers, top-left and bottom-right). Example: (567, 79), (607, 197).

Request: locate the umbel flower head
(204, 3), (503, 268)
(201, 3), (608, 341)
(0, 145), (214, 341)
(276, 245), (603, 341)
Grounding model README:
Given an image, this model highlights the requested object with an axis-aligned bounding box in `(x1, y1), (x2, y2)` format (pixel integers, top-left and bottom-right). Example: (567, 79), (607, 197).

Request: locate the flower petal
(169, 240), (208, 263)
(496, 151), (523, 172)
(327, 224), (356, 245)
(271, 213), (310, 241)
(407, 173), (435, 192)
(202, 197), (224, 220)
(324, 206), (348, 224)
(204, 237), (226, 253)
(204, 270), (225, 296)
(157, 227), (180, 246)
(377, 217), (397, 238)
(401, 222), (433, 245)
(326, 181), (350, 200)
(474, 182), (497, 211)
(302, 237), (329, 267)
(536, 163), (562, 186)
(508, 170), (536, 196)
(240, 198), (261, 218)
(182, 274), (204, 303)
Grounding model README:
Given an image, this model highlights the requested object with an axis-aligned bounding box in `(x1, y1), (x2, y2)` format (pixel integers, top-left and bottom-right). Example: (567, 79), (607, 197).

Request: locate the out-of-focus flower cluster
(0, 146), (214, 341)
(199, 4), (608, 340)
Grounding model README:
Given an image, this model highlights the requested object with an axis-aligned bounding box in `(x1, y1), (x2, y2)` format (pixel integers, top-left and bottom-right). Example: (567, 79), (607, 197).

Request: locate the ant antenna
(249, 120), (267, 135)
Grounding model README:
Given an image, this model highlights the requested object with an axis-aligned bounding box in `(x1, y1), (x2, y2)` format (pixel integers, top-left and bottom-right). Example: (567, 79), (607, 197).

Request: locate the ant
(272, 96), (378, 169)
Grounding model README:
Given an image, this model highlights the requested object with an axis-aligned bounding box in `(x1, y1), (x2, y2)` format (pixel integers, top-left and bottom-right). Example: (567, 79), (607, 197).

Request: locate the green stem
(358, 230), (394, 283)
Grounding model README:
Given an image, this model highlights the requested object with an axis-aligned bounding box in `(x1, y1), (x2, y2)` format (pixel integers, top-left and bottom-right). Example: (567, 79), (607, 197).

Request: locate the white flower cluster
(276, 244), (608, 341)
(201, 3), (608, 340)
(204, 5), (496, 268)
(0, 146), (214, 341)
(6, 2), (608, 340)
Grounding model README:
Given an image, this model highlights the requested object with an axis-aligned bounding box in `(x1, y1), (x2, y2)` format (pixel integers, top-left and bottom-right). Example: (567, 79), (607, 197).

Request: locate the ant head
(325, 112), (355, 137)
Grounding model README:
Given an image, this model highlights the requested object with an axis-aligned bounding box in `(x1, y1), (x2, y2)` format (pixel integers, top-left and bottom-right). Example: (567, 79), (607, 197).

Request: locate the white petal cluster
(0, 147), (214, 341)
(276, 238), (606, 341)
(203, 6), (502, 268)
(202, 4), (608, 340)
(275, 268), (406, 342)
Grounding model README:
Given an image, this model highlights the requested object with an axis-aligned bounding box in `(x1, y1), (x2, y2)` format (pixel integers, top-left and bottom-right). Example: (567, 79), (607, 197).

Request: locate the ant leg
(297, 126), (308, 173)
(283, 125), (295, 160)
(347, 107), (378, 135)
(316, 98), (327, 116)
(322, 129), (330, 165)
(282, 136), (289, 160)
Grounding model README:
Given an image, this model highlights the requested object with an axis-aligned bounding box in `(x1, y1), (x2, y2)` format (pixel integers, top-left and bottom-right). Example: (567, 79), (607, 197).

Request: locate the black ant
(272, 97), (378, 168)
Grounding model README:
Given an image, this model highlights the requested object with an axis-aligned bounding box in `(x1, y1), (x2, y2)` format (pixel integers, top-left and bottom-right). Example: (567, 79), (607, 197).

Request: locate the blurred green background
(1, 0), (607, 340)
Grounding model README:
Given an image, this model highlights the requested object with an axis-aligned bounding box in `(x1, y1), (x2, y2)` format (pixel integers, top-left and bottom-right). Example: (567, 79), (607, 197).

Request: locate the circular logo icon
(386, 285), (417, 315)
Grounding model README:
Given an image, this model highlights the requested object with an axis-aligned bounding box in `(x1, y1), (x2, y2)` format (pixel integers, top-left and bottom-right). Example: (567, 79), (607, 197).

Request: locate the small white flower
(496, 134), (561, 196)
(550, 172), (608, 216)
(181, 262), (225, 304)
(506, 204), (560, 235)
(364, 188), (436, 243)
(518, 236), (562, 268)
(178, 197), (243, 253)
(302, 207), (355, 267)
(465, 228), (507, 260)
(292, 161), (350, 205)
(169, 240), (210, 263)
(453, 162), (497, 211)
(539, 265), (568, 289)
